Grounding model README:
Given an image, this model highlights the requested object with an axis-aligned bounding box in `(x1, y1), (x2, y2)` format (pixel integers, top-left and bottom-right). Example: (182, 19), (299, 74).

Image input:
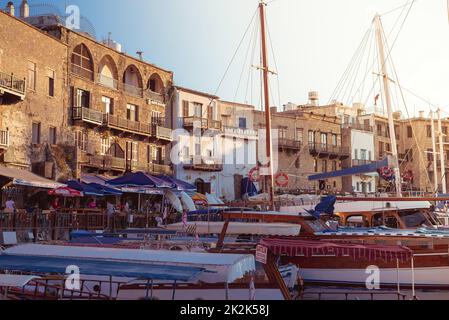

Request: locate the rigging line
(328, 27), (372, 104)
(234, 14), (258, 102)
(265, 10), (282, 112)
(359, 26), (374, 102)
(245, 18), (260, 104)
(380, 0), (417, 17)
(206, 8), (258, 109)
(345, 26), (372, 105)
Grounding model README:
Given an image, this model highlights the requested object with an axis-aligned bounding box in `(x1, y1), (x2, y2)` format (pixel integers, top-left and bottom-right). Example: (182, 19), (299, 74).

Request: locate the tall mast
(430, 112), (439, 193)
(374, 14), (402, 197)
(438, 109), (447, 194)
(259, 0), (275, 210)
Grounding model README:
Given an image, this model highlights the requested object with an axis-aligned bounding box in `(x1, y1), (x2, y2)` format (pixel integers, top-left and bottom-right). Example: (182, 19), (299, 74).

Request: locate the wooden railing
(97, 74), (118, 90)
(309, 143), (350, 157)
(72, 107), (105, 125)
(342, 123), (374, 132)
(107, 114), (151, 136)
(183, 117), (222, 130)
(132, 162), (172, 175)
(183, 156), (223, 172)
(0, 71), (26, 96)
(153, 125), (173, 141)
(278, 139), (302, 150)
(146, 90), (165, 104)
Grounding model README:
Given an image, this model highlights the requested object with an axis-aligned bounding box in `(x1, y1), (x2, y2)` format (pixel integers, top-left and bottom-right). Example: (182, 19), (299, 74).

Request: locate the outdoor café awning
(5, 244), (256, 284)
(0, 166), (65, 189)
(108, 172), (174, 188)
(258, 238), (412, 262)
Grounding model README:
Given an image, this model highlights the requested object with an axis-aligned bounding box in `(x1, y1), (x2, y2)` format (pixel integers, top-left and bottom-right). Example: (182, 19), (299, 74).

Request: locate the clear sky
(6, 0), (449, 115)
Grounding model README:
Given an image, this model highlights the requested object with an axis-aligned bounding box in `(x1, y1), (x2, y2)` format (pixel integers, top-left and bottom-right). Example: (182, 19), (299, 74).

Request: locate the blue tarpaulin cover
(0, 255), (203, 282)
(108, 172), (173, 188)
(306, 195), (337, 219)
(308, 158), (389, 181)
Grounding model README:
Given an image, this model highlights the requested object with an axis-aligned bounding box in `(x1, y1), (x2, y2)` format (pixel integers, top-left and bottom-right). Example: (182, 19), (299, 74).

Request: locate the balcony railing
(85, 154), (126, 171)
(309, 143), (350, 158)
(342, 123), (374, 132)
(132, 162), (172, 175)
(0, 71), (26, 98)
(278, 138), (302, 150)
(123, 83), (144, 98)
(183, 117), (222, 131)
(223, 126), (258, 138)
(183, 156), (223, 172)
(152, 125), (173, 142)
(107, 114), (151, 136)
(352, 159), (375, 166)
(97, 74), (118, 90)
(0, 130), (9, 149)
(146, 90), (165, 104)
(71, 64), (94, 81)
(72, 107), (105, 125)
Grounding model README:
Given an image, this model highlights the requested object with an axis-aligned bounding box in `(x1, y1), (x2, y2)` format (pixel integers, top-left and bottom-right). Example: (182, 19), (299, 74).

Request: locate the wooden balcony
(223, 126), (258, 139)
(352, 159), (375, 166)
(0, 71), (26, 100)
(342, 123), (373, 132)
(309, 143), (350, 160)
(132, 162), (173, 175)
(0, 130), (9, 149)
(183, 156), (223, 172)
(72, 107), (105, 125)
(278, 138), (302, 151)
(183, 117), (222, 131)
(84, 154), (126, 171)
(152, 124), (173, 142)
(106, 114), (151, 137)
(97, 74), (118, 90)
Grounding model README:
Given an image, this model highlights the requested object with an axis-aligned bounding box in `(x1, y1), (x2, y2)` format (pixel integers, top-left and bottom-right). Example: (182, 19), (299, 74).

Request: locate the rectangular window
(354, 149), (358, 160)
(101, 137), (110, 155)
(28, 61), (36, 91)
(296, 128), (303, 142)
(332, 161), (337, 171)
(314, 159), (318, 173)
(428, 149), (434, 162)
(46, 69), (55, 97)
(330, 134), (337, 146)
(102, 96), (113, 114)
(49, 127), (57, 145)
(127, 104), (139, 122)
(74, 131), (87, 151)
(321, 133), (327, 146)
(407, 126), (413, 138)
(377, 124), (382, 136)
(32, 122), (41, 144)
(208, 106), (214, 121)
(182, 100), (189, 117)
(151, 111), (162, 124)
(76, 89), (90, 108)
(427, 125), (432, 138)
(308, 131), (315, 144)
(238, 117), (247, 129)
(360, 149), (367, 160)
(193, 103), (202, 118)
(126, 141), (138, 162)
(322, 160), (328, 173)
(279, 127), (287, 140)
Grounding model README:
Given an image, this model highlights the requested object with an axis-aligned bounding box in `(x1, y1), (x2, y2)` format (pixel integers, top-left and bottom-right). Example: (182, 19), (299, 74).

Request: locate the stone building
(0, 3), (174, 180)
(0, 8), (71, 180)
(253, 105), (348, 194)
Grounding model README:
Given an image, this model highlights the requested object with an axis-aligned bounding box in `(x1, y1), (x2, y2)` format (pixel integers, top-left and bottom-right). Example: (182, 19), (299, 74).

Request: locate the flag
(374, 94), (380, 106)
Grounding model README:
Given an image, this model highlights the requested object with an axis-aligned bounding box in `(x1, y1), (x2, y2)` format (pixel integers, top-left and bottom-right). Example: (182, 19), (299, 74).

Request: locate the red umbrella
(48, 187), (83, 197)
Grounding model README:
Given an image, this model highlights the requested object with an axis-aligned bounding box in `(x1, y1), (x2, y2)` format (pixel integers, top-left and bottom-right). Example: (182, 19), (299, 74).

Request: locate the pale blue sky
(6, 0), (449, 115)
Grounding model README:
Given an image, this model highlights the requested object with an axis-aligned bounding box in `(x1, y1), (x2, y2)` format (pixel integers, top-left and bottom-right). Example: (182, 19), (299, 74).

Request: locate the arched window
(71, 44), (94, 80)
(148, 73), (164, 94)
(123, 65), (143, 97)
(98, 55), (118, 89)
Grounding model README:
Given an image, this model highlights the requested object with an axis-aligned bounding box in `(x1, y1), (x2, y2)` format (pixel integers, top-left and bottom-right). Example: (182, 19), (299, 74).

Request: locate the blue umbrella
(157, 175), (196, 191)
(88, 183), (123, 196)
(107, 172), (174, 188)
(67, 180), (104, 197)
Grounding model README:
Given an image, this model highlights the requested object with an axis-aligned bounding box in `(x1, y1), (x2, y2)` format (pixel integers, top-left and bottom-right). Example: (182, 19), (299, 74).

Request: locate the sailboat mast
(437, 109), (447, 194)
(259, 0), (275, 210)
(431, 112), (439, 193)
(374, 14), (402, 197)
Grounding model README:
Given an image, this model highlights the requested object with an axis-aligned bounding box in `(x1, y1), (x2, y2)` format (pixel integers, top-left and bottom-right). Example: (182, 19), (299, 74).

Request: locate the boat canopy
(4, 244), (256, 284)
(166, 221), (301, 237)
(258, 238), (412, 262)
(0, 166), (65, 189)
(0, 254), (202, 282)
(308, 157), (390, 181)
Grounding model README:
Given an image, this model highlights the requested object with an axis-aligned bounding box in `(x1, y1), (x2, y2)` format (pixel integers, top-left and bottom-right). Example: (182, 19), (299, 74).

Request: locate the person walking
(106, 199), (116, 232)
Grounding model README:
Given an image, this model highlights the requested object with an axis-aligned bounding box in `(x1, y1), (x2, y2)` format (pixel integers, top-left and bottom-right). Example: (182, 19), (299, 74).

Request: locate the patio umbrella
(67, 180), (104, 197)
(87, 183), (122, 196)
(48, 187), (83, 197)
(157, 175), (196, 191)
(107, 172), (174, 188)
